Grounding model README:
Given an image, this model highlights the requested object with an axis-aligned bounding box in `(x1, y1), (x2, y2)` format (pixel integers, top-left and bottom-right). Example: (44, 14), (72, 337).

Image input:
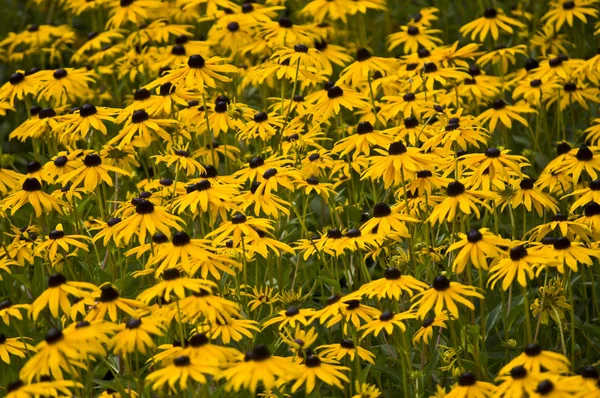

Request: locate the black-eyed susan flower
(410, 62), (470, 92)
(387, 25), (443, 54)
(0, 300), (29, 325)
(461, 147), (528, 183)
(360, 202), (418, 237)
(488, 245), (556, 291)
(179, 290), (240, 324)
(0, 166), (22, 195)
(206, 213), (273, 245)
(262, 306), (315, 330)
(180, 332), (240, 363)
(280, 327), (318, 353)
(110, 316), (166, 356)
(445, 372), (495, 398)
(459, 7), (526, 42)
(527, 214), (593, 242)
(338, 48), (395, 87)
(105, 0), (163, 28)
(447, 228), (512, 273)
(317, 339), (375, 364)
(0, 334), (35, 364)
(148, 231), (235, 276)
(360, 310), (415, 338)
(512, 77), (562, 107)
(564, 179), (600, 212)
(295, 177), (337, 199)
(153, 146), (206, 177)
(358, 267), (427, 299)
(412, 311), (449, 344)
(556, 145), (600, 183)
(109, 109), (176, 148)
(146, 355), (220, 391)
(499, 178), (560, 216)
(0, 71), (39, 105)
(19, 328), (85, 382)
(222, 344), (297, 392)
(542, 0), (599, 32)
(244, 285), (280, 313)
(237, 111), (284, 143)
(60, 153), (130, 193)
(549, 236), (600, 273)
(172, 180), (239, 221)
(137, 268), (215, 303)
(332, 121), (393, 160)
(428, 180), (496, 225)
(1, 178), (65, 218)
(494, 365), (541, 398)
(201, 317), (260, 344)
(30, 273), (97, 321)
(150, 54), (237, 92)
(478, 99), (536, 131)
(411, 276), (484, 319)
(85, 284), (147, 321)
(36, 68), (95, 105)
(311, 85), (369, 123)
(6, 379), (83, 397)
(312, 39), (353, 76)
(362, 141), (438, 188)
(352, 382), (382, 398)
(291, 355), (349, 393)
(114, 199), (183, 244)
(34, 224), (90, 261)
(532, 376), (584, 397)
(499, 344), (570, 374)
(257, 17), (315, 47)
(41, 152), (82, 184)
(61, 104), (118, 140)
(270, 44), (324, 69)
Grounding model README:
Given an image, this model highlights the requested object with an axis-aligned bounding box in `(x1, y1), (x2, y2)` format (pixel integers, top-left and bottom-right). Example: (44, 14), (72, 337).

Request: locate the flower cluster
(0, 0), (599, 397)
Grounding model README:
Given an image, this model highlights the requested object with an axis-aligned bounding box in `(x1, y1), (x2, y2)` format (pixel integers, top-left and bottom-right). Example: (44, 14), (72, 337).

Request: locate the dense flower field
(1, 0), (600, 396)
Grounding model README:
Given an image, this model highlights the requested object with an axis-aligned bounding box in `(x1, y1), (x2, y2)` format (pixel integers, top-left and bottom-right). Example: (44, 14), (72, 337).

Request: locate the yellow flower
(110, 316), (166, 356)
(222, 345), (297, 392)
(411, 276), (484, 319)
(30, 273), (96, 321)
(459, 7), (526, 42)
(146, 355), (220, 391)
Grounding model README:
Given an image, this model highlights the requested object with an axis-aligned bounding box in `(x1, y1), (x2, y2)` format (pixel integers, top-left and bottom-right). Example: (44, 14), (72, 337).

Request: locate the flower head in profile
(222, 344), (298, 392)
(428, 180), (496, 225)
(149, 54), (237, 92)
(360, 310), (415, 338)
(34, 223), (90, 262)
(488, 244), (556, 291)
(136, 268), (215, 304)
(459, 7), (526, 42)
(292, 354), (350, 393)
(387, 25), (443, 54)
(445, 372), (495, 398)
(338, 47), (396, 87)
(310, 85), (369, 123)
(542, 0), (599, 32)
(447, 228), (512, 273)
(411, 276), (484, 319)
(30, 273), (96, 320)
(500, 344), (570, 374)
(146, 355), (220, 391)
(413, 311), (449, 345)
(60, 153), (130, 193)
(110, 316), (166, 356)
(1, 178), (65, 218)
(358, 267), (428, 300)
